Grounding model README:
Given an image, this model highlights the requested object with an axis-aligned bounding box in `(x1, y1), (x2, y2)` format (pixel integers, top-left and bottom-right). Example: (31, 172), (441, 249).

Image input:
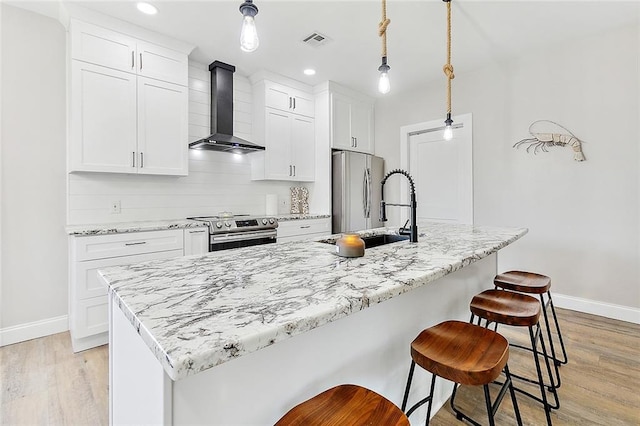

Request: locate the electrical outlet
(110, 200), (121, 214)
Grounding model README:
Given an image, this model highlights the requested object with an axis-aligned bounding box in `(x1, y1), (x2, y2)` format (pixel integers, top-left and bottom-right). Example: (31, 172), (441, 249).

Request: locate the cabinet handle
(300, 225), (311, 229)
(132, 151), (136, 167)
(293, 97), (296, 110)
(289, 97), (292, 109)
(190, 230), (206, 234)
(140, 152), (144, 168)
(354, 137), (358, 147)
(140, 53), (143, 71)
(289, 165), (292, 176)
(293, 165), (296, 176)
(131, 51), (135, 69)
(125, 241), (147, 246)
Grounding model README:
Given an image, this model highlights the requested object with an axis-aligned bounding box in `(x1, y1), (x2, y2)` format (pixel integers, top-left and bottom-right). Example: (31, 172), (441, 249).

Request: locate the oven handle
(210, 230), (277, 243)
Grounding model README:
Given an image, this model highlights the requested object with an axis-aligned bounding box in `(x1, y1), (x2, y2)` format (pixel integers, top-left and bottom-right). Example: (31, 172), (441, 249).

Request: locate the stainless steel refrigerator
(332, 150), (384, 233)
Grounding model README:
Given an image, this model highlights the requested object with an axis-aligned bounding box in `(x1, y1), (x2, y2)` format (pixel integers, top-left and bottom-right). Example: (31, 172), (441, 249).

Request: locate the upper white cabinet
(331, 90), (374, 154)
(71, 20), (188, 86)
(251, 76), (316, 182)
(68, 19), (189, 175)
(264, 81), (314, 118)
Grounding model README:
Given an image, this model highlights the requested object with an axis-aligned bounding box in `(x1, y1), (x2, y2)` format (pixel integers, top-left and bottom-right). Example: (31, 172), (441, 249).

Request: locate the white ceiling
(19, 1), (640, 97)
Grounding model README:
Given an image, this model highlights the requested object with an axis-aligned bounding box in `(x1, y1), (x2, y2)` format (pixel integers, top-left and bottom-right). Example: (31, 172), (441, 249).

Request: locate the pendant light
(377, 0), (391, 94)
(442, 0), (455, 141)
(239, 0), (259, 52)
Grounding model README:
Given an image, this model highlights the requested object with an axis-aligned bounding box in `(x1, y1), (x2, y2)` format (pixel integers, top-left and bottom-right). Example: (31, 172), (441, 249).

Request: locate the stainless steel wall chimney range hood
(189, 61), (265, 154)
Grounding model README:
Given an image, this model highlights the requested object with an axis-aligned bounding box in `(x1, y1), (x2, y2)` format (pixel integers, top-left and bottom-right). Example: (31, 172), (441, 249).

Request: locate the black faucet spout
(380, 169), (418, 243)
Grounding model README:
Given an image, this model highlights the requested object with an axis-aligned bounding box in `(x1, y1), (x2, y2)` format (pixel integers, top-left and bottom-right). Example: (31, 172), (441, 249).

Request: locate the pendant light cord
(379, 0), (390, 58)
(443, 0), (454, 114)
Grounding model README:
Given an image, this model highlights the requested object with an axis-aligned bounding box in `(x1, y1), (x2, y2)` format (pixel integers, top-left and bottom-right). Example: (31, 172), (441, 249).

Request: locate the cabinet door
(264, 109), (293, 180)
(70, 61), (137, 173)
(265, 82), (292, 112)
(331, 92), (353, 150)
(71, 20), (137, 73)
(137, 77), (189, 176)
(290, 90), (314, 118)
(137, 41), (188, 86)
(291, 116), (315, 181)
(184, 227), (209, 255)
(351, 100), (374, 154)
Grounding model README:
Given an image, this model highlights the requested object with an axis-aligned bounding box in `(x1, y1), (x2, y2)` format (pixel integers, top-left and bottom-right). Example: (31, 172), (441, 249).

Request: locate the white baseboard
(553, 293), (640, 325)
(0, 315), (69, 347)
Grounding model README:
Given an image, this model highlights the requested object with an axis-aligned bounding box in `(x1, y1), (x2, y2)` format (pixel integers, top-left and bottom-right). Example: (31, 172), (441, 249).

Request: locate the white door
(137, 76), (188, 176)
(350, 100), (373, 154)
(70, 61), (137, 173)
(291, 116), (315, 181)
(331, 93), (353, 150)
(402, 113), (473, 224)
(137, 41), (188, 86)
(264, 109), (292, 180)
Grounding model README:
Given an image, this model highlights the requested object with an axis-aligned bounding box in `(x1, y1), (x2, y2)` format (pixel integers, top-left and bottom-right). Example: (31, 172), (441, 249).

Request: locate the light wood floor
(1, 308), (638, 425)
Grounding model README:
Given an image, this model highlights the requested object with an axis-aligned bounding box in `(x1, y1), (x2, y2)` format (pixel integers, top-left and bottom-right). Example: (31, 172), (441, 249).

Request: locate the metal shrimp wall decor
(513, 120), (586, 161)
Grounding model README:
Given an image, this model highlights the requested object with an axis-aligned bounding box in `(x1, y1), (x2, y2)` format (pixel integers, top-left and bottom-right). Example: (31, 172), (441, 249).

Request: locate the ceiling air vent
(302, 31), (331, 48)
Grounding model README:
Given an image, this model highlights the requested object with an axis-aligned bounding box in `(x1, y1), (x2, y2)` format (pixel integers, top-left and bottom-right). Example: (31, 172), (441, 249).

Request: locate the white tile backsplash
(67, 60), (300, 224)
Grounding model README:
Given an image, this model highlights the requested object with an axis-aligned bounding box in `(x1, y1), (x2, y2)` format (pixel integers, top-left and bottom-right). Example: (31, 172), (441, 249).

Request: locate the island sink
(320, 233), (410, 248)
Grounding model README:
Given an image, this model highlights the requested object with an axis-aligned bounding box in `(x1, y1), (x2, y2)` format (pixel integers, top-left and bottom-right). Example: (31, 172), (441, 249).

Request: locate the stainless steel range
(188, 214), (278, 252)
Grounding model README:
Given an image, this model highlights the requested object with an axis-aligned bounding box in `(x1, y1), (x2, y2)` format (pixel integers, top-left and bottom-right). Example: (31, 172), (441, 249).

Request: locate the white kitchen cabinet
(71, 20), (188, 86)
(331, 91), (374, 154)
(70, 61), (138, 173)
(251, 75), (316, 182)
(277, 218), (331, 243)
(137, 77), (188, 175)
(68, 19), (189, 175)
(184, 227), (209, 255)
(252, 108), (315, 181)
(69, 229), (184, 352)
(264, 80), (314, 118)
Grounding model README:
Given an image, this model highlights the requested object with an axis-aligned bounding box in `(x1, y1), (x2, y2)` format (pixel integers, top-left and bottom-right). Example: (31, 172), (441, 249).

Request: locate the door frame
(399, 112), (473, 224)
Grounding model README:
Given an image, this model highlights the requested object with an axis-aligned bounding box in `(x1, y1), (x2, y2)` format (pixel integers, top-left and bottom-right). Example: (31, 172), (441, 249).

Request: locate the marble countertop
(275, 214), (330, 221)
(66, 219), (206, 236)
(66, 215), (331, 235)
(99, 222), (527, 381)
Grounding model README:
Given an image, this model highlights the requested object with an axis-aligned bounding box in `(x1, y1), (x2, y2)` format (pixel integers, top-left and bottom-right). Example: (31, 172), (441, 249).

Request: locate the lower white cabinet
(184, 227), (209, 255)
(277, 218), (331, 243)
(69, 229), (184, 352)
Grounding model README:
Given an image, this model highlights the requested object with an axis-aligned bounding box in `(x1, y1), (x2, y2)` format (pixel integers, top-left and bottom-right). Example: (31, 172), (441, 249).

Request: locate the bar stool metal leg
(542, 291), (569, 365)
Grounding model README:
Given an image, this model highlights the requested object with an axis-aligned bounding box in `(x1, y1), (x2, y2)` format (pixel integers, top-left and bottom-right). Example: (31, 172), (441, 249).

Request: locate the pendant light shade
(239, 0), (259, 52)
(378, 58), (391, 94)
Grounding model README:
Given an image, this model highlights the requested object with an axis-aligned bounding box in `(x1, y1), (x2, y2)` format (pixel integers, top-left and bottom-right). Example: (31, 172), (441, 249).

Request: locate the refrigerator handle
(362, 168), (368, 218)
(366, 168), (372, 218)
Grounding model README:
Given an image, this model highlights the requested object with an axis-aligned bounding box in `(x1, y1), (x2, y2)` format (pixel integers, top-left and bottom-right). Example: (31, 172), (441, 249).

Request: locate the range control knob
(269, 218), (275, 224)
(262, 218), (268, 225)
(225, 221), (232, 227)
(215, 222), (222, 229)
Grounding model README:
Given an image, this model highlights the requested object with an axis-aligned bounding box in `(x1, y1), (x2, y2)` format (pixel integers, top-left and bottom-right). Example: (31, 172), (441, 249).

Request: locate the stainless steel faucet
(380, 169), (418, 242)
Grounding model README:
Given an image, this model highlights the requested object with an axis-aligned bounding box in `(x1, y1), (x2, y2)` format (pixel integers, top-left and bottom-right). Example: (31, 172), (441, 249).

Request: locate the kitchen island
(99, 221), (526, 425)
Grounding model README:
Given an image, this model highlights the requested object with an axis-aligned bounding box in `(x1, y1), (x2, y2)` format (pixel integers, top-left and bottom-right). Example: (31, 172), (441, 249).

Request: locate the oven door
(209, 229), (277, 252)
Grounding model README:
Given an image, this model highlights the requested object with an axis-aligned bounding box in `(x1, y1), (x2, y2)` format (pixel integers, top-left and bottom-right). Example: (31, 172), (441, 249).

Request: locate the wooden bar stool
(401, 320), (522, 426)
(494, 271), (569, 372)
(470, 289), (559, 426)
(275, 384), (409, 426)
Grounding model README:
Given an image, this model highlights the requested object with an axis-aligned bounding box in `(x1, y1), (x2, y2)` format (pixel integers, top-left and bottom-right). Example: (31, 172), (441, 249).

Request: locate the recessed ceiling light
(137, 2), (158, 15)
(303, 69), (316, 76)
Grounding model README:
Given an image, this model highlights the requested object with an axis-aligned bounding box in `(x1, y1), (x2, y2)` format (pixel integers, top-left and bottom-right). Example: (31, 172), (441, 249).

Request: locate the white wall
(375, 23), (640, 311)
(1, 4), (68, 330)
(67, 61), (310, 224)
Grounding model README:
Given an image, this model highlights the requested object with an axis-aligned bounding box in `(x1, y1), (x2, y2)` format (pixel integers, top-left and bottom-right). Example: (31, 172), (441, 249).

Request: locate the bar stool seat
(275, 384), (409, 426)
(494, 271), (568, 368)
(402, 320), (522, 426)
(470, 289), (558, 426)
